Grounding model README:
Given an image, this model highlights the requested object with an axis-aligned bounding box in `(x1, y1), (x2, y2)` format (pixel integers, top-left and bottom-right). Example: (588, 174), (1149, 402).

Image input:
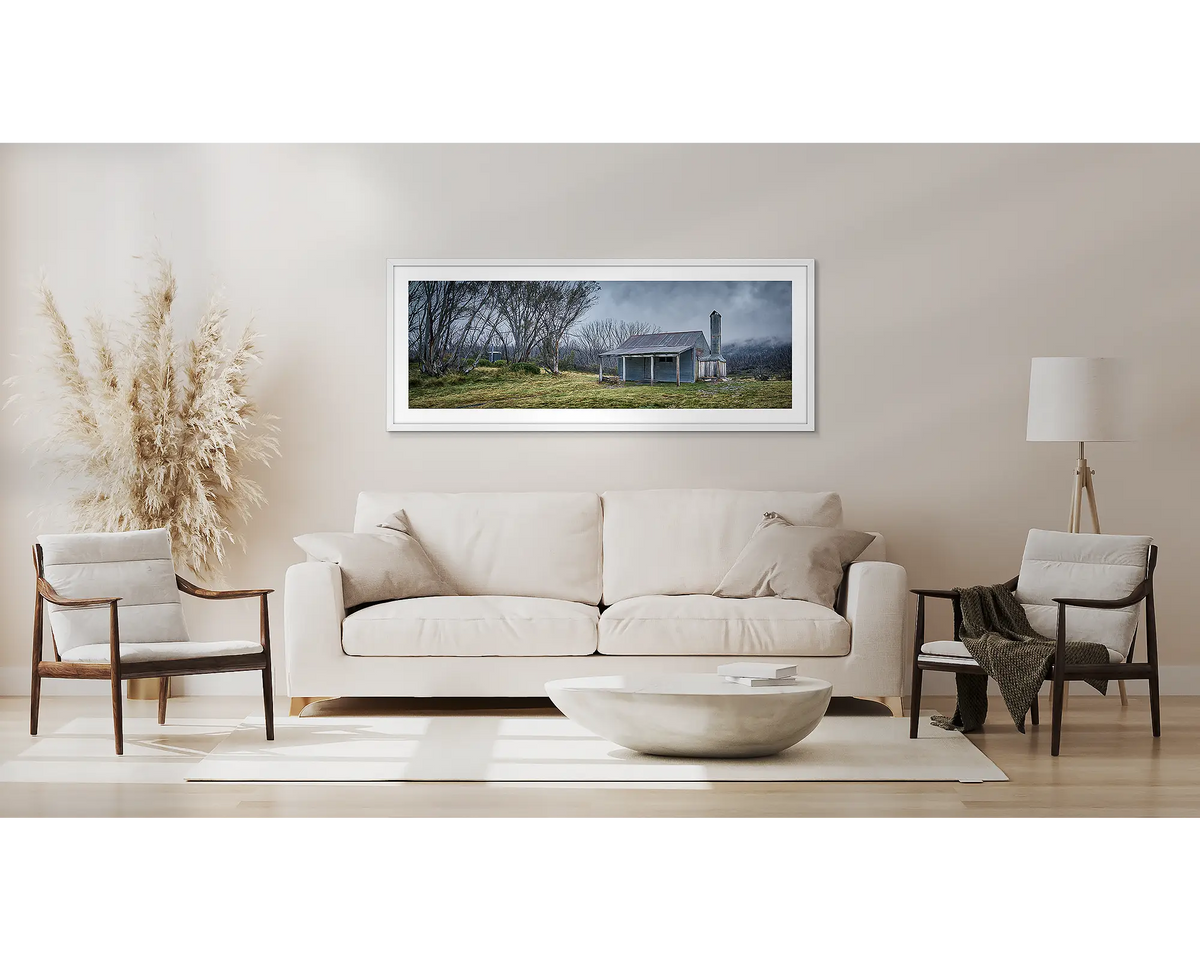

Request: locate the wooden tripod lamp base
(1064, 442), (1128, 707)
(1068, 443), (1102, 536)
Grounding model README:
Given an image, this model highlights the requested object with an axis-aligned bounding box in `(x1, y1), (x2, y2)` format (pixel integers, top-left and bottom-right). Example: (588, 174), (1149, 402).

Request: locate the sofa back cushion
(37, 528), (190, 654)
(600, 490), (846, 605)
(354, 492), (602, 604)
(1015, 528), (1152, 658)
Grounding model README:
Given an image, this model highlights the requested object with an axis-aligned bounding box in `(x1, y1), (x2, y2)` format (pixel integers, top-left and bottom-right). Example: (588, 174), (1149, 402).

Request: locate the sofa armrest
(284, 561), (346, 696)
(841, 560), (908, 697)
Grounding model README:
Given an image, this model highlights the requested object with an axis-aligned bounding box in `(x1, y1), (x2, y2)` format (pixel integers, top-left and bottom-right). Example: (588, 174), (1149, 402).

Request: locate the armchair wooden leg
(30, 664), (41, 737)
(157, 677), (169, 725)
(31, 588), (43, 736)
(1051, 677), (1065, 757)
(111, 672), (124, 756)
(260, 594), (274, 740)
(1030, 694), (1039, 726)
(910, 593), (926, 738)
(1118, 679), (1129, 707)
(909, 666), (923, 738)
(1149, 670), (1162, 738)
(262, 668), (275, 740)
(1147, 578), (1160, 737)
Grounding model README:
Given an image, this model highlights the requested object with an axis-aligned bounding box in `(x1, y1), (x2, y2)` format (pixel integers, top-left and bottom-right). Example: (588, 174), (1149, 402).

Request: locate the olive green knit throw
(930, 584), (1110, 734)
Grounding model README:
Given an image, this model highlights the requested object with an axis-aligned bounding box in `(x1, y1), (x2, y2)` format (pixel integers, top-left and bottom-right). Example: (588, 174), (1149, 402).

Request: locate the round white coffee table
(545, 674), (833, 759)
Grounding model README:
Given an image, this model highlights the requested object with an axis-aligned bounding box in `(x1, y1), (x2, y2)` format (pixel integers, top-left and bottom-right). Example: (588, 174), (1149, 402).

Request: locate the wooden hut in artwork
(599, 311), (728, 384)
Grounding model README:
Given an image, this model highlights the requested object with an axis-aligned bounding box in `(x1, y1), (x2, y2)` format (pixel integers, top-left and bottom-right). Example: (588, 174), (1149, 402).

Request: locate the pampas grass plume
(6, 257), (279, 578)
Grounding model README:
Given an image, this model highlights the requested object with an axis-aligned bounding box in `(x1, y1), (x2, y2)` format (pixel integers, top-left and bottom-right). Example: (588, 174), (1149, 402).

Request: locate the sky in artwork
(586, 280), (792, 344)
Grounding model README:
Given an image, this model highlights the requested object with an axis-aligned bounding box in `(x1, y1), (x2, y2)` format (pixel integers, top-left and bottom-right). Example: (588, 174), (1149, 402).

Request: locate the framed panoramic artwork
(387, 259), (815, 431)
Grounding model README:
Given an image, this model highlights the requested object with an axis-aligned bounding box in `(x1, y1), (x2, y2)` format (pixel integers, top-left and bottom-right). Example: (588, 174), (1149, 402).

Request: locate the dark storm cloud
(586, 280), (792, 344)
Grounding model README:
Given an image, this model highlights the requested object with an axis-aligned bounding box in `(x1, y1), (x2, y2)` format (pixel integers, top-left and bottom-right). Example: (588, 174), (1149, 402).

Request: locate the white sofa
(284, 490), (908, 707)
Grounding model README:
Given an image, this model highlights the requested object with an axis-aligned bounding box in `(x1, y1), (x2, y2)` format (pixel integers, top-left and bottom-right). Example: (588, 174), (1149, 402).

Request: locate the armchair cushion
(920, 639), (1124, 664)
(38, 529), (190, 654)
(1015, 529), (1152, 659)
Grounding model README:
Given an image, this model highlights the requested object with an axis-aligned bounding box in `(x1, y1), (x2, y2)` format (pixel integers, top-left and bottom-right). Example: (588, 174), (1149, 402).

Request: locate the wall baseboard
(4, 666), (1200, 698)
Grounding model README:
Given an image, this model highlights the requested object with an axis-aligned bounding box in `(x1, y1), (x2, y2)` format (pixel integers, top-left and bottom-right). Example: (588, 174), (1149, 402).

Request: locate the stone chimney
(709, 310), (723, 358)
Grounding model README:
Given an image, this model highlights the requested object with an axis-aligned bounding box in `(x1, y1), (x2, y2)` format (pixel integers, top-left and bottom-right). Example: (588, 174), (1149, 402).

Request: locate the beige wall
(2, 144), (1197, 694)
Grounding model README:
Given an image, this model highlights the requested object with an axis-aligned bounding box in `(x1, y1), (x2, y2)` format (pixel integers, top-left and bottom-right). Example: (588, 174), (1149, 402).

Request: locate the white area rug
(187, 715), (1006, 783)
(0, 718), (241, 784)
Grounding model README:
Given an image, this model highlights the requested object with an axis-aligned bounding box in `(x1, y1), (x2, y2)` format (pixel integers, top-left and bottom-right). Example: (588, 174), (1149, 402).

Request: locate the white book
(717, 662), (798, 680)
(722, 675), (799, 687)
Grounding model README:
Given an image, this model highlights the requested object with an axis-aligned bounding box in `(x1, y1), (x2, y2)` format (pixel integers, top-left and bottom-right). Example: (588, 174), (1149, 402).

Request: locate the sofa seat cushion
(919, 640), (1125, 664)
(598, 595), (850, 657)
(61, 640), (263, 663)
(341, 596), (599, 657)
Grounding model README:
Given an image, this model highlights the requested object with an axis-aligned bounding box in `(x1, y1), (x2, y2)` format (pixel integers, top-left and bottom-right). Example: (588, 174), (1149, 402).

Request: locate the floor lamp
(1027, 356), (1132, 704)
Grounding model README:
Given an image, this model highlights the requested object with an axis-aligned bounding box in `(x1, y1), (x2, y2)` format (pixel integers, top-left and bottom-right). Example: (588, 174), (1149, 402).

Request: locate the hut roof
(600, 331), (709, 357)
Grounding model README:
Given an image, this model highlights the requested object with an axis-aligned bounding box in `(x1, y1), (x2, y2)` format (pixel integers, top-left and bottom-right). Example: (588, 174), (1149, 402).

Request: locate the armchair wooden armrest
(36, 577), (120, 609)
(175, 576), (273, 655)
(912, 573), (1019, 603)
(911, 588), (965, 664)
(176, 576), (273, 600)
(1052, 581), (1148, 611)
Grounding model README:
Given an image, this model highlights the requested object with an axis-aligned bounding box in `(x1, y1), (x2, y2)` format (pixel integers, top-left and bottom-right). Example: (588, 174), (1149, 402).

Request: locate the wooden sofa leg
(861, 696), (904, 718)
(290, 697), (332, 717)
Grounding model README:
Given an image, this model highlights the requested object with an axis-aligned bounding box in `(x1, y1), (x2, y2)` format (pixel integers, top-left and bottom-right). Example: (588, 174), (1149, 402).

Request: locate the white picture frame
(387, 259), (815, 432)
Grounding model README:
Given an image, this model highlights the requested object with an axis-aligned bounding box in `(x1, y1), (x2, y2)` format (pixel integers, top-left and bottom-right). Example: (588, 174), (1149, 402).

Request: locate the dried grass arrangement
(6, 257), (279, 578)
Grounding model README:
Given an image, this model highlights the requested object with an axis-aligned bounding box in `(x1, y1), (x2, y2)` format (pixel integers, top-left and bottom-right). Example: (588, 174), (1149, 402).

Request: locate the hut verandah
(598, 331), (707, 384)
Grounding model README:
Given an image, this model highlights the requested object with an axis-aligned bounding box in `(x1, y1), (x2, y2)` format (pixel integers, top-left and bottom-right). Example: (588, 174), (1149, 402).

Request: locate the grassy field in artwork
(408, 365), (792, 409)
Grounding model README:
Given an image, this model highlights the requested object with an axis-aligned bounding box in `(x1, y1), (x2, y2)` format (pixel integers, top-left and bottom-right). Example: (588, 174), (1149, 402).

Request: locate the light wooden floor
(1, 694), (1195, 816)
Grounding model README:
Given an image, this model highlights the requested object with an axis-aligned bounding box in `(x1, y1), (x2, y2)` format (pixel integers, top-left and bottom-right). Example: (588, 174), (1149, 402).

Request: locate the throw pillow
(713, 512), (875, 608)
(294, 510), (457, 608)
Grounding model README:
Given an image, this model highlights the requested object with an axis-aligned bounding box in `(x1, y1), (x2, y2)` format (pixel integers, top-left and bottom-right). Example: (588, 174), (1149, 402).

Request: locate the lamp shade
(1026, 357), (1132, 442)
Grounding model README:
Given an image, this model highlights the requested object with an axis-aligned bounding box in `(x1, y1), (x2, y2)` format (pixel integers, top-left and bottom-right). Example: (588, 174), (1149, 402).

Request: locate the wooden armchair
(32, 529), (275, 755)
(909, 530), (1158, 756)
